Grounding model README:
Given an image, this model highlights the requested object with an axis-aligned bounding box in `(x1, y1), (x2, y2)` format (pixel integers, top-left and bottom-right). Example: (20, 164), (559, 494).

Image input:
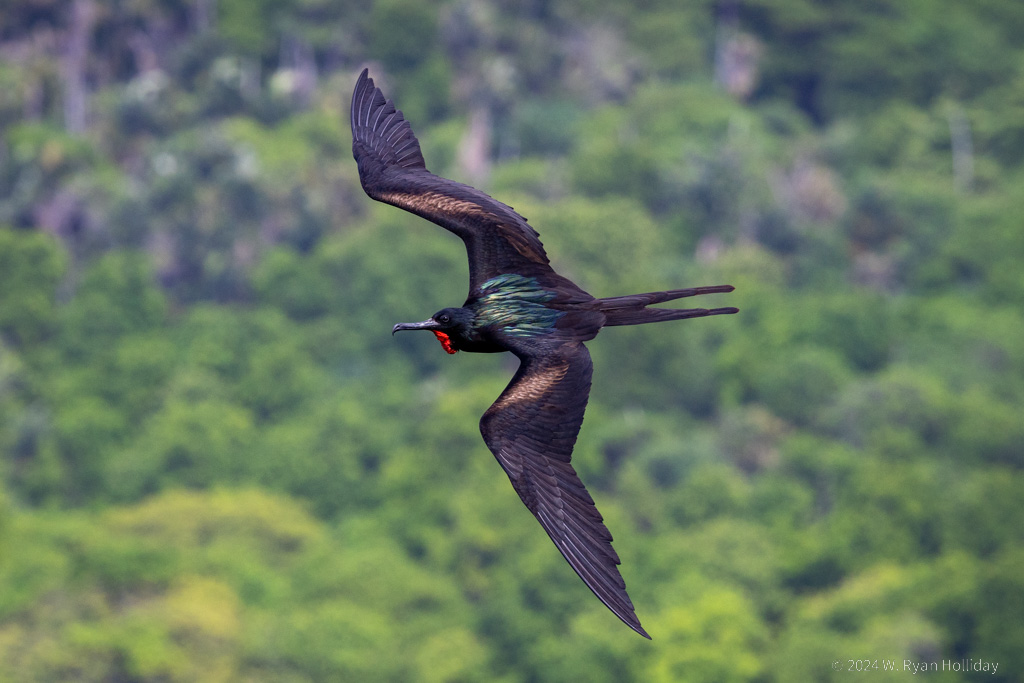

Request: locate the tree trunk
(61, 0), (96, 134)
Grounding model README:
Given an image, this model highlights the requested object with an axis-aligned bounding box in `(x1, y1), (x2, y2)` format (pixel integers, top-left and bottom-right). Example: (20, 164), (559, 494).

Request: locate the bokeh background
(1, 0), (1023, 680)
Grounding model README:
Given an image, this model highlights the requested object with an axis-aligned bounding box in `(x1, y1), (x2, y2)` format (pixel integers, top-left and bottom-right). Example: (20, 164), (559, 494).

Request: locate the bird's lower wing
(479, 343), (650, 638)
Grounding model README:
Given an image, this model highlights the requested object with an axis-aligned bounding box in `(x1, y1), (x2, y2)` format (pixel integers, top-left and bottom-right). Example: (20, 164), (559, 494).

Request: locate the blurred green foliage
(1, 0), (1023, 680)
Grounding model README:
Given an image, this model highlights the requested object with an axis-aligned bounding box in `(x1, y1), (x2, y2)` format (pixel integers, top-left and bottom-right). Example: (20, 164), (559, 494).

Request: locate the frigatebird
(350, 68), (737, 639)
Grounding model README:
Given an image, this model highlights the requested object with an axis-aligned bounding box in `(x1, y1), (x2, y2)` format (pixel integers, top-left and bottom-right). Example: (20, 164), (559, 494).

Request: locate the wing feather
(479, 344), (650, 638)
(351, 69), (554, 292)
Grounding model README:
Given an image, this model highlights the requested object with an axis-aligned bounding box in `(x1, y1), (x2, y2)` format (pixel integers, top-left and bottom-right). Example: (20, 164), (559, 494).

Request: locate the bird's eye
(438, 314), (451, 324)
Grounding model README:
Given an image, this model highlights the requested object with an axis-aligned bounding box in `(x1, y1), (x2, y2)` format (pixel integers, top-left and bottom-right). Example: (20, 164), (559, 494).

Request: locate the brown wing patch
(486, 359), (569, 414)
(501, 227), (549, 264)
(379, 190), (495, 221)
(378, 189), (548, 265)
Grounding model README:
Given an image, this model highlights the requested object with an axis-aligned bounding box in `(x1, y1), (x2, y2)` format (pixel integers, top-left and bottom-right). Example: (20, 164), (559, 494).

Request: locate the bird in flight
(350, 69), (737, 639)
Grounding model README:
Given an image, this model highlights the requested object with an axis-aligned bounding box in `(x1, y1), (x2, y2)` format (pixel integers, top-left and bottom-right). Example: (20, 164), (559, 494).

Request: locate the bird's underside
(351, 68), (737, 639)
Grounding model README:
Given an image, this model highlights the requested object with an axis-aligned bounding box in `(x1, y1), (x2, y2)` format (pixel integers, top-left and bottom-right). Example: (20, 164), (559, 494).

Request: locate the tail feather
(602, 306), (738, 326)
(598, 285), (734, 309)
(598, 285), (736, 327)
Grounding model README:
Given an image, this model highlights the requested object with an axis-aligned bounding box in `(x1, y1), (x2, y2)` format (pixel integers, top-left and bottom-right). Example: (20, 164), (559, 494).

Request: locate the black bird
(350, 69), (737, 639)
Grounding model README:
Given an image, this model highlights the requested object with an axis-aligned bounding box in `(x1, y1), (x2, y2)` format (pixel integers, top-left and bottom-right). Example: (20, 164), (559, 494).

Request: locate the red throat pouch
(432, 330), (458, 354)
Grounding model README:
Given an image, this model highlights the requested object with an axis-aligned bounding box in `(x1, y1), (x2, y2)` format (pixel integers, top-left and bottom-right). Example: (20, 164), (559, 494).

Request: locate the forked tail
(598, 285), (738, 327)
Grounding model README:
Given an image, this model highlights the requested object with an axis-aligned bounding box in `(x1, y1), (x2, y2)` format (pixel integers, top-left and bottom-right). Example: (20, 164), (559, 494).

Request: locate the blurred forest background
(1, 0), (1023, 680)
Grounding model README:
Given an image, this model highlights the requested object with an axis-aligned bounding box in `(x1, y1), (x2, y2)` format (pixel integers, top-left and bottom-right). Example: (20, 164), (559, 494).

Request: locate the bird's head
(392, 307), (475, 354)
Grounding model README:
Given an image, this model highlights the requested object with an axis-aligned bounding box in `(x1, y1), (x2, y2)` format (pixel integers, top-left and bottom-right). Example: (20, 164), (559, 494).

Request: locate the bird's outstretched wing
(479, 343), (650, 638)
(350, 69), (554, 293)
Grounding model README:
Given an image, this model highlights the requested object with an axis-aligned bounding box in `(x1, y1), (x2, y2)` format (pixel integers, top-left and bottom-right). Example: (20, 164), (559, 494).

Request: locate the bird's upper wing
(351, 69), (554, 293)
(479, 342), (650, 638)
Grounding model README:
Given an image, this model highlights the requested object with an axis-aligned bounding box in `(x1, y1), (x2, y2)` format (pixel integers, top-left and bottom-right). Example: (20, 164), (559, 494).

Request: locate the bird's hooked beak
(392, 317), (459, 354)
(391, 318), (440, 335)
